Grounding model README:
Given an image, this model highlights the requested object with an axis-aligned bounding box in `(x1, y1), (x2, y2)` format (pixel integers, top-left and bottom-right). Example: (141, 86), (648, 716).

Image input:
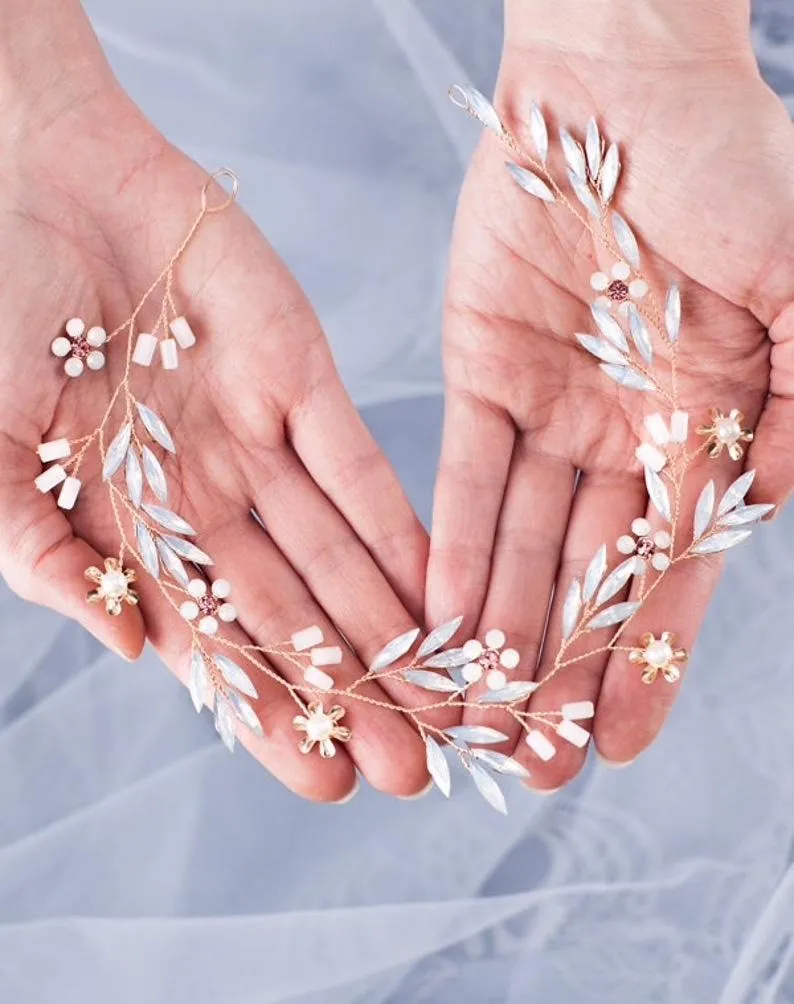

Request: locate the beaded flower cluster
(32, 92), (774, 813)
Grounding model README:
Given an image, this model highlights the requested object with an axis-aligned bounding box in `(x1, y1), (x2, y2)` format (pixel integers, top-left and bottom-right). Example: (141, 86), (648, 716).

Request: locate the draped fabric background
(2, 2), (794, 1001)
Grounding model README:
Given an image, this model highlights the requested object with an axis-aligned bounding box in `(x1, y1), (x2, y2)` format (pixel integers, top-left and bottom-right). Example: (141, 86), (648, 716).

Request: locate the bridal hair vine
(33, 91), (771, 813)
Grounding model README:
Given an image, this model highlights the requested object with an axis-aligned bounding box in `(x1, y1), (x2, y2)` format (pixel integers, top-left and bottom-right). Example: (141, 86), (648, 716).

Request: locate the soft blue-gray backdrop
(1, 2), (794, 1001)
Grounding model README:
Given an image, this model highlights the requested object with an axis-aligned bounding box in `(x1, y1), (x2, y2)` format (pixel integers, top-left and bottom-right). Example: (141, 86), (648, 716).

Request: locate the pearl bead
(187, 579), (207, 598)
(716, 418), (741, 443)
(86, 350), (105, 371)
(212, 579), (232, 599)
(644, 639), (673, 669)
(51, 336), (72, 358)
(590, 272), (609, 291)
(486, 668), (508, 691)
(617, 535), (636, 555)
(463, 639), (483, 660)
(199, 616), (218, 635)
(306, 715), (334, 742)
(64, 357), (84, 378)
(86, 326), (107, 347)
(101, 570), (129, 599)
(65, 317), (85, 338)
(462, 662), (483, 684)
(218, 603), (237, 623)
(612, 261), (631, 280)
(629, 279), (648, 299)
(180, 600), (199, 621)
(499, 647), (520, 670)
(632, 517), (651, 536)
(484, 628), (506, 649)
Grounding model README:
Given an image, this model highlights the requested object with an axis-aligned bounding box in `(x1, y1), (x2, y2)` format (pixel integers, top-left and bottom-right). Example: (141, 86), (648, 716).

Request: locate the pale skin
(428, 0), (794, 789)
(2, 1), (792, 803)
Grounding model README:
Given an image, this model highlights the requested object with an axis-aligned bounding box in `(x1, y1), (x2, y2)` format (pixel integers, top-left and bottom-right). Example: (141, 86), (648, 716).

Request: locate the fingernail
(331, 778), (360, 804)
(526, 784), (563, 796)
(398, 779), (434, 801)
(600, 757), (636, 770)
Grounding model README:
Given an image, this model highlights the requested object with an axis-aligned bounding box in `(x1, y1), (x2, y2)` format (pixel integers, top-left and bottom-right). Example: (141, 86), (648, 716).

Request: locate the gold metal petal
(319, 738), (336, 758)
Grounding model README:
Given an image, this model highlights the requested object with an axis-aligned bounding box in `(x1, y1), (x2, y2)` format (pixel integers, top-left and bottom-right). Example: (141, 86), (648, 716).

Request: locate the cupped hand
(428, 10), (794, 789)
(0, 12), (438, 802)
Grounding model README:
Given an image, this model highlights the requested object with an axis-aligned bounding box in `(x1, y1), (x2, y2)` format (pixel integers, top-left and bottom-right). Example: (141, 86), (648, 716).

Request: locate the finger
(0, 468), (145, 661)
(426, 390), (516, 640)
(745, 397), (794, 511)
(288, 366), (428, 621)
(595, 433), (758, 765)
(200, 509), (431, 797)
(458, 441), (575, 745)
(247, 445), (460, 732)
(517, 471), (647, 790)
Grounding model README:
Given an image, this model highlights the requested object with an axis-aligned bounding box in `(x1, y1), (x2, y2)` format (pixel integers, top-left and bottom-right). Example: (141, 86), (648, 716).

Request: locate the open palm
(428, 43), (794, 789)
(0, 73), (437, 801)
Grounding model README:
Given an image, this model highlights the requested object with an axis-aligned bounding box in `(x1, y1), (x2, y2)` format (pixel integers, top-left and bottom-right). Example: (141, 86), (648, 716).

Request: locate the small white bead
(180, 600), (199, 621)
(86, 326), (107, 347)
(304, 666), (334, 692)
(65, 317), (85, 338)
(199, 616), (218, 635)
(670, 411), (689, 443)
(486, 668), (508, 691)
(462, 639), (483, 660)
(651, 553), (671, 571)
(556, 718), (591, 748)
(612, 261), (631, 280)
(169, 315), (197, 349)
(484, 628), (506, 650)
(526, 729), (556, 761)
(629, 279), (648, 299)
(64, 357), (84, 378)
(590, 271), (609, 291)
(631, 517), (651, 536)
(462, 662), (483, 684)
(34, 464), (67, 493)
(311, 645), (343, 667)
(86, 350), (105, 371)
(56, 476), (81, 511)
(37, 438), (71, 462)
(51, 336), (72, 358)
(595, 295), (612, 310)
(132, 333), (158, 367)
(635, 443), (666, 473)
(499, 647), (520, 670)
(616, 535), (636, 555)
(211, 579), (232, 599)
(292, 625), (324, 652)
(644, 413), (670, 446)
(561, 700), (595, 720)
(653, 530), (671, 549)
(218, 603), (237, 623)
(187, 579), (207, 598)
(160, 339), (179, 370)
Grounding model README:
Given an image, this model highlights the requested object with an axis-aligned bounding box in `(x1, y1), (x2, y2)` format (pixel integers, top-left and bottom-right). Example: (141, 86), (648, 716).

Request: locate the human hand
(0, 0), (437, 802)
(428, 0), (794, 789)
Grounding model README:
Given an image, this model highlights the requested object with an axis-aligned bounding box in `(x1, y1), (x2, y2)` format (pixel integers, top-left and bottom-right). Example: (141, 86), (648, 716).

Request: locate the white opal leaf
(583, 544), (608, 603)
(645, 466), (672, 522)
(162, 535), (213, 565)
(591, 305), (629, 352)
(467, 762), (507, 814)
(472, 749), (530, 779)
(135, 521), (160, 578)
(693, 480), (716, 541)
(417, 616), (464, 658)
(445, 725), (509, 745)
(595, 558), (638, 607)
(717, 503), (775, 527)
(560, 128), (587, 181)
(214, 654), (258, 698)
(612, 212), (641, 269)
(627, 305), (653, 364)
(568, 171), (601, 218)
(575, 334), (628, 366)
(189, 649), (210, 713)
(449, 83), (503, 136)
(506, 162), (555, 203)
(136, 402), (176, 454)
(562, 578), (582, 640)
(478, 682), (538, 704)
(102, 423), (132, 481)
(214, 695), (237, 752)
(529, 101), (548, 163)
(425, 735), (451, 797)
(141, 503), (196, 537)
(421, 647), (470, 669)
(600, 364), (655, 392)
(141, 445), (168, 503)
(125, 446), (143, 507)
(665, 283), (681, 342)
(691, 530), (753, 555)
(228, 691), (263, 737)
(370, 627), (421, 671)
(717, 470), (756, 517)
(599, 143), (621, 204)
(585, 117), (601, 178)
(586, 601), (641, 631)
(155, 539), (190, 587)
(402, 669), (461, 693)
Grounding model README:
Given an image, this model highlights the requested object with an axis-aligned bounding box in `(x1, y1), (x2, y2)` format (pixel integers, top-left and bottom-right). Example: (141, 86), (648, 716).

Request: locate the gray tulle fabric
(2, 2), (794, 1001)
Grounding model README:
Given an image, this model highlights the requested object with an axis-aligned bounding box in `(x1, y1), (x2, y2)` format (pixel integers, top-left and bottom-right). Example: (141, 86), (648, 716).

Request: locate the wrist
(504, 0), (754, 65)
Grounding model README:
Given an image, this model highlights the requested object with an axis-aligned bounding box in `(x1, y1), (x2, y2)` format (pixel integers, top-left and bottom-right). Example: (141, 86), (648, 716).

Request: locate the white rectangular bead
(291, 625), (324, 652)
(57, 476), (81, 511)
(160, 339), (179, 370)
(556, 718), (591, 748)
(132, 333), (158, 367)
(526, 729), (556, 762)
(635, 442), (666, 473)
(34, 464), (67, 493)
(169, 315), (196, 349)
(311, 645), (343, 667)
(643, 413), (669, 446)
(561, 700), (595, 721)
(37, 438), (71, 463)
(304, 666), (334, 692)
(670, 411), (689, 443)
